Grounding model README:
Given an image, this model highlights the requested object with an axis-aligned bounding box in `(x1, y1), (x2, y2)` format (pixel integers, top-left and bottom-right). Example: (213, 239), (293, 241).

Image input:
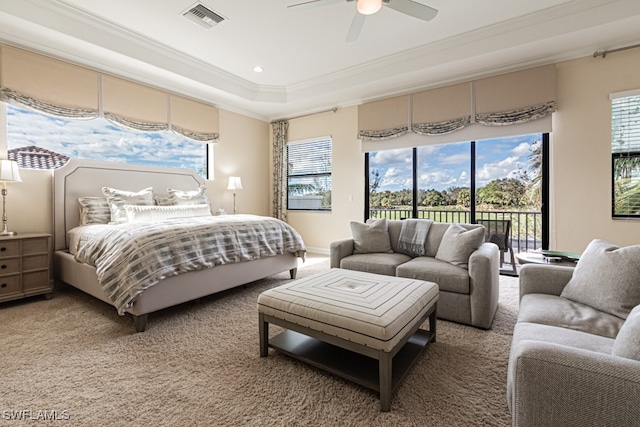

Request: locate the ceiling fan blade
(287, 0), (343, 10)
(385, 0), (438, 21)
(346, 12), (366, 43)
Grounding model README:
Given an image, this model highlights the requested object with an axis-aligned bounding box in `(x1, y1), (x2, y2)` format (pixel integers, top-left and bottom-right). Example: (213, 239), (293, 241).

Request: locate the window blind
(610, 91), (640, 217)
(287, 137), (332, 210)
(611, 92), (640, 154)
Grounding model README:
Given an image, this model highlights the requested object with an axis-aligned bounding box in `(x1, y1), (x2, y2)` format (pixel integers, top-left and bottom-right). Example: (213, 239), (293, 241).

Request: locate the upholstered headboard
(52, 159), (205, 251)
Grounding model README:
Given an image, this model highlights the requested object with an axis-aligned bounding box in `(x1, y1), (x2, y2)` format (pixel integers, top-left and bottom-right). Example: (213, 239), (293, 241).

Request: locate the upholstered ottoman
(257, 268), (439, 411)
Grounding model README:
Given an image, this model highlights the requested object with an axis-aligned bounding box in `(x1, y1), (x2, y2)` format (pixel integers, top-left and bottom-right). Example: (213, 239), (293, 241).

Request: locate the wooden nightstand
(0, 233), (52, 303)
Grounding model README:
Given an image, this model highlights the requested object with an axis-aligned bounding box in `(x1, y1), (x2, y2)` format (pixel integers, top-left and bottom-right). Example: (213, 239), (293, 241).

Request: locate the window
(287, 137), (332, 211)
(5, 104), (209, 177)
(366, 133), (548, 252)
(611, 92), (640, 218)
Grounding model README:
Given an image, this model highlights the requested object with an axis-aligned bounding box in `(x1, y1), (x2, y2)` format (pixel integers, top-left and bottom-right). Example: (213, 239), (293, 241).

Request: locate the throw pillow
(167, 185), (211, 207)
(350, 218), (393, 254)
(560, 239), (640, 319)
(102, 186), (154, 224)
(78, 197), (111, 225)
(612, 304), (640, 361)
(434, 224), (485, 269)
(124, 204), (212, 223)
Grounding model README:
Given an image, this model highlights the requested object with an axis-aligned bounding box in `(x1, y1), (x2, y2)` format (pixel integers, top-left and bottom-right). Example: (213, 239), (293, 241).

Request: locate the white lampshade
(227, 176), (242, 191)
(0, 159), (22, 183)
(357, 0), (382, 15)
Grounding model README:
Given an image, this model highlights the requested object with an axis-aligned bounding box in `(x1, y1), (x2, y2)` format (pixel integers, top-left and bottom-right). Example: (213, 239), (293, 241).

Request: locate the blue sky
(6, 105), (206, 172)
(369, 134), (541, 192)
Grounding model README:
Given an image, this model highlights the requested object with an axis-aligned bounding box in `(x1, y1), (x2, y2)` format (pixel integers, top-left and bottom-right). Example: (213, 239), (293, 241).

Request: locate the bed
(52, 159), (305, 332)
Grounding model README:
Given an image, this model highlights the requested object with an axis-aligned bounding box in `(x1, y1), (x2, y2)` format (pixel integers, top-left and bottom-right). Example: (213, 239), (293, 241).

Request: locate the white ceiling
(1, 0), (640, 121)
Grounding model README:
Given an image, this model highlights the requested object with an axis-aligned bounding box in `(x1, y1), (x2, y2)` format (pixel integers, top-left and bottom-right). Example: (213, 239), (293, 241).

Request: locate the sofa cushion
(612, 304), (640, 361)
(340, 253), (411, 276)
(396, 256), (470, 294)
(350, 218), (393, 254)
(518, 294), (625, 339)
(560, 239), (640, 319)
(434, 224), (485, 269)
(506, 321), (616, 406)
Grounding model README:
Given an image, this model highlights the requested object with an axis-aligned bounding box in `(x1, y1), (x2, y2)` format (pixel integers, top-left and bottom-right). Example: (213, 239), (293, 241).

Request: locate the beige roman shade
(358, 95), (410, 140)
(359, 64), (557, 148)
(412, 83), (472, 135)
(0, 43), (220, 143)
(474, 65), (557, 125)
(102, 75), (169, 132)
(0, 45), (99, 118)
(170, 95), (219, 142)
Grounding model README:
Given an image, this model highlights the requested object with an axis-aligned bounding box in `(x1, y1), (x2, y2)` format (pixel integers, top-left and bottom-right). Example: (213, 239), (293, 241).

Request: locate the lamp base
(0, 230), (17, 236)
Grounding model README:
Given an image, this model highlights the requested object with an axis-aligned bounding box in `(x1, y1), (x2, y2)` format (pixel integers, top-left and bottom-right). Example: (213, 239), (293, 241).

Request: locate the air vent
(183, 3), (225, 29)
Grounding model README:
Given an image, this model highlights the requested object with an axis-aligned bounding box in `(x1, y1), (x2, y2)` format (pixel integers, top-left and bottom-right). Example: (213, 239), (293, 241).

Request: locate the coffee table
(257, 268), (439, 412)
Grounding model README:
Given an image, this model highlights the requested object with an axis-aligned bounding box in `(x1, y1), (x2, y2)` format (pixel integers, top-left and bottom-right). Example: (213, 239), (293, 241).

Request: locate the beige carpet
(1, 259), (519, 426)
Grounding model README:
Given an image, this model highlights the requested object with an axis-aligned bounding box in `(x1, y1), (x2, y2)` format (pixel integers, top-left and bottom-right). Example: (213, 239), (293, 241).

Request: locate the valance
(0, 44), (219, 143)
(357, 95), (409, 140)
(411, 83), (472, 135)
(0, 45), (99, 118)
(358, 64), (557, 143)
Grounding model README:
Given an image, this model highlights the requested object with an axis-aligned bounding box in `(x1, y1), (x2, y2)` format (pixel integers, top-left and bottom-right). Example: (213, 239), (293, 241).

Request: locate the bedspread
(73, 214), (306, 314)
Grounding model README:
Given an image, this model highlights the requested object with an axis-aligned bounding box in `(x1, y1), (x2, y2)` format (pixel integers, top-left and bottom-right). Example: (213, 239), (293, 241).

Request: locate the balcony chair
(477, 219), (517, 276)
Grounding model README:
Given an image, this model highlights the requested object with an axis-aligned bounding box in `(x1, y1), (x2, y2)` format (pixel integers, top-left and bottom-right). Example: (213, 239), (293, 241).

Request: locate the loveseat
(507, 239), (640, 427)
(330, 218), (500, 329)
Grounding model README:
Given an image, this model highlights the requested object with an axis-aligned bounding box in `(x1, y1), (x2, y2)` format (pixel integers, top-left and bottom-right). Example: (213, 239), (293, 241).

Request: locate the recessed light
(253, 66), (263, 73)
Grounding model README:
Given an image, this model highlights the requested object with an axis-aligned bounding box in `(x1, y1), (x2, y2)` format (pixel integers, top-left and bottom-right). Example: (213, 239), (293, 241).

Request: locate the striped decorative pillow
(78, 197), (111, 225)
(167, 185), (210, 207)
(102, 186), (154, 224)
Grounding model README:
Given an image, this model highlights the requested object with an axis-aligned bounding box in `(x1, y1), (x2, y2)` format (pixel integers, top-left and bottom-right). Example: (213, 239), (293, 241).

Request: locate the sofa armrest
(467, 242), (500, 329)
(329, 238), (354, 269)
(510, 340), (640, 427)
(519, 264), (574, 301)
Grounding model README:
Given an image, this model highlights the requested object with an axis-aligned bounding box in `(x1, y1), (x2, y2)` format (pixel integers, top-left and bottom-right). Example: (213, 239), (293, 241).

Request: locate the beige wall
(284, 50), (640, 254)
(210, 109), (270, 216)
(6, 50), (640, 254)
(553, 50), (640, 252)
(284, 107), (363, 254)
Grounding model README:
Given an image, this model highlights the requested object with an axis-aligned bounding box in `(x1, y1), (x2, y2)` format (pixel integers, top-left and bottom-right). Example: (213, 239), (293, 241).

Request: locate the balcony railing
(369, 208), (542, 253)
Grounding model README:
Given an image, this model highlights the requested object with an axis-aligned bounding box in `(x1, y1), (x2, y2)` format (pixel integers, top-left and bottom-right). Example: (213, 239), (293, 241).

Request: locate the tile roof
(8, 146), (70, 170)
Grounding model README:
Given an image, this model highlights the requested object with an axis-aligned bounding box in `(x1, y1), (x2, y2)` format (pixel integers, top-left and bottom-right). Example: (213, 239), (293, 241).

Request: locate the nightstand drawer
(23, 237), (49, 255)
(0, 258), (21, 274)
(23, 270), (50, 292)
(23, 254), (48, 271)
(0, 241), (20, 258)
(0, 275), (21, 296)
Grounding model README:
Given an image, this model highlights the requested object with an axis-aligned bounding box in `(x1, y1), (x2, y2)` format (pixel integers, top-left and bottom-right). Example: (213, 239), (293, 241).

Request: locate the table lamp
(0, 159), (22, 236)
(227, 176), (242, 214)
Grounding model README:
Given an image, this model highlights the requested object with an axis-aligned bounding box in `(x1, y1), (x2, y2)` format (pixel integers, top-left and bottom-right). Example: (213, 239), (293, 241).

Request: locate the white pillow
(167, 185), (210, 207)
(124, 204), (211, 223)
(102, 186), (154, 224)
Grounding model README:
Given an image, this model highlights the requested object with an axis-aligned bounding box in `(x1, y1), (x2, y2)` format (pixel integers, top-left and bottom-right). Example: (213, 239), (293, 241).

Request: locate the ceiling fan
(287, 0), (438, 42)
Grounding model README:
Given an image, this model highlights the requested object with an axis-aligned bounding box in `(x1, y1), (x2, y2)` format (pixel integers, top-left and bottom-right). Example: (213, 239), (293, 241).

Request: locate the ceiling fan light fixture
(356, 0), (382, 15)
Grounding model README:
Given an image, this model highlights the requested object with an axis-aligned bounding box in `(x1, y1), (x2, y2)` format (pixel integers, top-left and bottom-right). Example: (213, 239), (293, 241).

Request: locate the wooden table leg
(429, 303), (437, 343)
(259, 312), (269, 357)
(379, 350), (392, 412)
